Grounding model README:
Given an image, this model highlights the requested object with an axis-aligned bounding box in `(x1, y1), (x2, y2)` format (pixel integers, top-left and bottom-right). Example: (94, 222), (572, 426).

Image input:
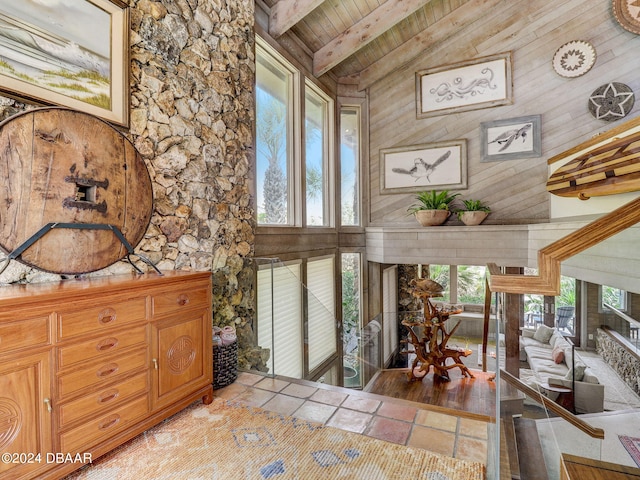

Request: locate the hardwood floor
(364, 368), (502, 418)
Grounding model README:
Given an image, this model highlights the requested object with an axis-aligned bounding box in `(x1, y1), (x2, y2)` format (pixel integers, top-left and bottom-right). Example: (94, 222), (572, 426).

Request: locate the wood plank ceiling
(262, 0), (505, 90)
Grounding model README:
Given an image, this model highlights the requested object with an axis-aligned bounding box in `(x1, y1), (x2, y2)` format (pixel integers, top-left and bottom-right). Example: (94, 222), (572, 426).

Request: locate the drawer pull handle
(96, 338), (119, 351)
(44, 398), (52, 413)
(98, 389), (119, 404)
(99, 414), (120, 430)
(97, 363), (119, 377)
(177, 294), (189, 306)
(98, 308), (117, 325)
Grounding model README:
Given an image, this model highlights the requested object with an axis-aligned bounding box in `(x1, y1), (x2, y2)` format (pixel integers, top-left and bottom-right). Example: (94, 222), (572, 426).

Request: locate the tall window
(342, 252), (362, 387)
(256, 37), (335, 227)
(255, 38), (295, 225)
(257, 262), (303, 377)
(340, 108), (360, 226)
(307, 257), (336, 371)
(256, 257), (339, 380)
(305, 84), (332, 226)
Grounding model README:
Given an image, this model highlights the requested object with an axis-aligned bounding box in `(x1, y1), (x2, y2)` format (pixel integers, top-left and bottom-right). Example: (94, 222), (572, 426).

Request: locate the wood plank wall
(368, 0), (640, 227)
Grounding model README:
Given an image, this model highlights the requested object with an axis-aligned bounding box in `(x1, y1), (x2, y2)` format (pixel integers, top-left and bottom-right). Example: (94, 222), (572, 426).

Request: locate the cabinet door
(152, 311), (211, 410)
(0, 351), (53, 479)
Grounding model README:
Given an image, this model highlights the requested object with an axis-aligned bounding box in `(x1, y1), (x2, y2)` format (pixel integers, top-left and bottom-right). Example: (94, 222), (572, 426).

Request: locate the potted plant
(407, 190), (460, 226)
(456, 199), (491, 225)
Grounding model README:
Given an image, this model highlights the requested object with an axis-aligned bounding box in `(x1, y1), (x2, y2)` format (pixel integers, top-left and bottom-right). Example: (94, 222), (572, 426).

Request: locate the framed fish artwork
(480, 115), (542, 162)
(380, 139), (467, 194)
(0, 0), (130, 127)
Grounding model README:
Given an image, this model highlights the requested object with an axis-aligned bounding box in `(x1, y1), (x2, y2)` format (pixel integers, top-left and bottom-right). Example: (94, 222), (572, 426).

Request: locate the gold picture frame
(0, 0), (130, 127)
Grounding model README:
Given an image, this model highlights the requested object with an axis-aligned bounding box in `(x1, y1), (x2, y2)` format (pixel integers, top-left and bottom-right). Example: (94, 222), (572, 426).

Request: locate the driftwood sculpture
(402, 278), (474, 382)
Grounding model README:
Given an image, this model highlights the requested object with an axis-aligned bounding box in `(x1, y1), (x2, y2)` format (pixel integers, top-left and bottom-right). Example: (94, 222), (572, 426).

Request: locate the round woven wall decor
(552, 40), (596, 78)
(613, 0), (640, 35)
(588, 82), (635, 122)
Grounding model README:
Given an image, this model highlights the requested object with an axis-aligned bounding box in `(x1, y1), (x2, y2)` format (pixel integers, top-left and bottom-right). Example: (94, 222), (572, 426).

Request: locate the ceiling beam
(269, 0), (325, 38)
(313, 0), (432, 77)
(357, 0), (506, 91)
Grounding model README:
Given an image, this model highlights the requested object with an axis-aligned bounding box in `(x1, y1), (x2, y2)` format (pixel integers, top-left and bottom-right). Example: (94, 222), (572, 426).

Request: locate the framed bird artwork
(380, 139), (467, 194)
(480, 115), (542, 162)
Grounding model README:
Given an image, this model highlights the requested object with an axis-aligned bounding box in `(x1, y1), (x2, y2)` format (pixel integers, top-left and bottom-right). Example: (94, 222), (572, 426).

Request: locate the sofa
(520, 324), (604, 414)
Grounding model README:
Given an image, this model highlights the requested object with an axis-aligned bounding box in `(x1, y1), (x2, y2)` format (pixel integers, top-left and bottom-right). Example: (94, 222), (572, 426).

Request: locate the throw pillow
(551, 346), (565, 364)
(533, 324), (555, 344)
(564, 363), (587, 382)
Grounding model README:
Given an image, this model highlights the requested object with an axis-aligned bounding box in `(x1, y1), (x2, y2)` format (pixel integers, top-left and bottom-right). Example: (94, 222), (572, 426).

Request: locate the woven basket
(213, 340), (238, 389)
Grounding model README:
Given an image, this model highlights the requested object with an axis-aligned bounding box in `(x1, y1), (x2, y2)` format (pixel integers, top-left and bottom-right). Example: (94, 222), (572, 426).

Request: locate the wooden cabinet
(0, 271), (213, 480)
(0, 351), (53, 480)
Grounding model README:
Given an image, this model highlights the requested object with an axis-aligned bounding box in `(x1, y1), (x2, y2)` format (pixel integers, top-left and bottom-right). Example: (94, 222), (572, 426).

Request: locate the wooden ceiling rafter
(357, 0), (506, 91)
(312, 0), (433, 77)
(268, 0), (325, 38)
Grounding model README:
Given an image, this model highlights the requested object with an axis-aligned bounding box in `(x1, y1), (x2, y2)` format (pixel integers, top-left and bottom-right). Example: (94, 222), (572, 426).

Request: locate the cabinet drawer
(58, 348), (147, 399)
(152, 288), (209, 317)
(57, 325), (147, 367)
(59, 395), (149, 454)
(0, 315), (50, 353)
(58, 372), (149, 428)
(57, 297), (147, 340)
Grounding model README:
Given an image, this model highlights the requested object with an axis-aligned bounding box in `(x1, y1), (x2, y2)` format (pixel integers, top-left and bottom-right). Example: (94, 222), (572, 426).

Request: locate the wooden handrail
(500, 369), (605, 440)
(487, 195), (640, 295)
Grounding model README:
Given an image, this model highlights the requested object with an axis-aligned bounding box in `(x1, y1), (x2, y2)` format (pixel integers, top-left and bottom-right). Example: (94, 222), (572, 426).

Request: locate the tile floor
(213, 371), (492, 466)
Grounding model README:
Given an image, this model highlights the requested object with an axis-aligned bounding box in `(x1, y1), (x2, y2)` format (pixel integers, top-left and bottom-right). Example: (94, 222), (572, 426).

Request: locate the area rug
(65, 398), (484, 480)
(619, 436), (640, 467)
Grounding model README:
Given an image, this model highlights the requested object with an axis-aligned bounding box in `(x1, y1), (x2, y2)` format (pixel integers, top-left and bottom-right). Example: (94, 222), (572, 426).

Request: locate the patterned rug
(65, 398), (484, 480)
(619, 436), (640, 467)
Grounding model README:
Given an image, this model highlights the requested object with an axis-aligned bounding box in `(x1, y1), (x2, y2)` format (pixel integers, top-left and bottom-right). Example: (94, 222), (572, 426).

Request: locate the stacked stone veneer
(596, 328), (640, 396)
(0, 1), (265, 370)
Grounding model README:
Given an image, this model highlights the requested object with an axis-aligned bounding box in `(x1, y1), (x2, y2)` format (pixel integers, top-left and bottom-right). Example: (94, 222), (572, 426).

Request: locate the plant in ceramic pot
(456, 199), (491, 226)
(407, 190), (460, 226)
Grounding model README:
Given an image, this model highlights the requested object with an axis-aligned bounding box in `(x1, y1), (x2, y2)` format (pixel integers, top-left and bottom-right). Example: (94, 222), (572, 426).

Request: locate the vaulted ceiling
(260, 0), (505, 90)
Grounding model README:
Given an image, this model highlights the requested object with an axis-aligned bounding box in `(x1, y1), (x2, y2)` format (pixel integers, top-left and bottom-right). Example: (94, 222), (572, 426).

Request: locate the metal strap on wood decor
(0, 222), (162, 276)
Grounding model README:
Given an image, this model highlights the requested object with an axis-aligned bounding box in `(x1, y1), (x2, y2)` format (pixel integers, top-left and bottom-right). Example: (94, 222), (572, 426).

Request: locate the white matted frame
(380, 140), (467, 194)
(0, 0), (130, 127)
(480, 115), (542, 162)
(416, 52), (513, 119)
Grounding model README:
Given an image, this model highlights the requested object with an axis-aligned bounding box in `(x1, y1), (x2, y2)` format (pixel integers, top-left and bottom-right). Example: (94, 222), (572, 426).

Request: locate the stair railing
(500, 369), (605, 439)
(482, 195), (640, 443)
(486, 195), (640, 296)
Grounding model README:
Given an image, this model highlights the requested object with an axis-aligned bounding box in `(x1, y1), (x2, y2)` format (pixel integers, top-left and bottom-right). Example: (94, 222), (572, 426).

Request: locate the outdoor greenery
(257, 94), (287, 224)
(427, 264), (494, 305)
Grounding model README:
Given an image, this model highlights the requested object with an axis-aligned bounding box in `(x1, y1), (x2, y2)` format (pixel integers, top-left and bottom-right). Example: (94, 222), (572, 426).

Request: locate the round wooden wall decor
(552, 40), (596, 78)
(0, 107), (153, 274)
(613, 0), (640, 35)
(588, 82), (635, 121)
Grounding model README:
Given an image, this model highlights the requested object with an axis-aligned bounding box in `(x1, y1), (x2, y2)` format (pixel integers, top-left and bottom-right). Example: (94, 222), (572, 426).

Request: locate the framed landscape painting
(480, 115), (542, 162)
(416, 52), (513, 119)
(0, 0), (130, 126)
(380, 140), (467, 194)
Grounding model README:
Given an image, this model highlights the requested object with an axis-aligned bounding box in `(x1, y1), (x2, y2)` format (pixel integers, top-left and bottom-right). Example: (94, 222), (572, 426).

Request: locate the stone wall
(0, 0), (263, 369)
(596, 328), (640, 396)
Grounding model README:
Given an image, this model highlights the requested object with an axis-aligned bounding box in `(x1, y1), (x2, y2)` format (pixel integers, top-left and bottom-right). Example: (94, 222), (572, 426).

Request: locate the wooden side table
(541, 382), (575, 412)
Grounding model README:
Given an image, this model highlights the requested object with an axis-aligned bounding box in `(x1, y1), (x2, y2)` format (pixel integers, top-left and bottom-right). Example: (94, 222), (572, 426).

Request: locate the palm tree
(257, 94), (287, 224)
